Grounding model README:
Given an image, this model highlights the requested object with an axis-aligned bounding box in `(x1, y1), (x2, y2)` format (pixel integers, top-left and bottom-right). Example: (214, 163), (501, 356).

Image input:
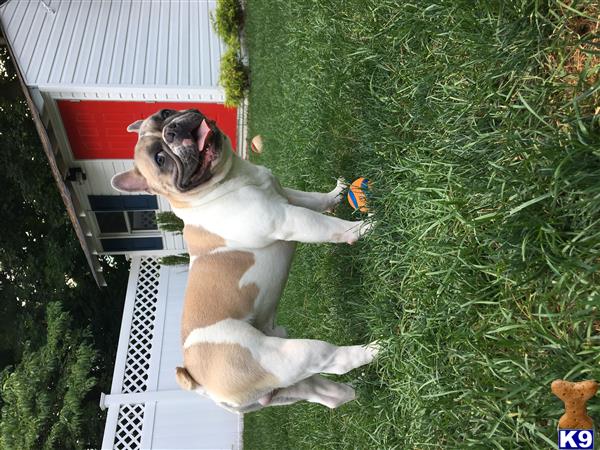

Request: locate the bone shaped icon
(551, 379), (598, 429)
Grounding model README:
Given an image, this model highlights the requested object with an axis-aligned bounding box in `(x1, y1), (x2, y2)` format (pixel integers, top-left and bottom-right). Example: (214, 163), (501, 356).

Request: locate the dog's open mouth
(187, 119), (219, 186)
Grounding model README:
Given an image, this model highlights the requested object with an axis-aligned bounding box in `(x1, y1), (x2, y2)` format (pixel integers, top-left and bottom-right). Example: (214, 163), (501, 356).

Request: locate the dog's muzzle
(162, 112), (221, 191)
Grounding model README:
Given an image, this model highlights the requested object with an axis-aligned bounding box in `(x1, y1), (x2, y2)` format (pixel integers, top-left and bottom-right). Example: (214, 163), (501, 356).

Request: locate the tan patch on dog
(180, 225), (259, 339)
(178, 226), (269, 405)
(182, 343), (279, 405)
(183, 225), (226, 254)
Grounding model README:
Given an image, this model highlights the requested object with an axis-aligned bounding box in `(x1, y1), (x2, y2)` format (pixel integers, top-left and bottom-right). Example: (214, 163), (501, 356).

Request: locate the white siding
(0, 0), (223, 89)
(151, 401), (239, 450)
(156, 265), (189, 391)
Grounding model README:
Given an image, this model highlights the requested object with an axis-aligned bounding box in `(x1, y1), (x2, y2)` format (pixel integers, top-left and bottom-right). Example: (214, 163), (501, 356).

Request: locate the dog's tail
(175, 366), (198, 390)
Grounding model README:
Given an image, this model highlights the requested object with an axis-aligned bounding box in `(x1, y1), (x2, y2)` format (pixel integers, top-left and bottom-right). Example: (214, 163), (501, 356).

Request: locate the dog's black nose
(165, 130), (176, 143)
(164, 123), (179, 143)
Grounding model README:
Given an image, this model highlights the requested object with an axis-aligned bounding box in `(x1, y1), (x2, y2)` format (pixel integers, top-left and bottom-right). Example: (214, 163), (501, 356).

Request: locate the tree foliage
(156, 211), (184, 234)
(0, 303), (97, 450)
(0, 43), (129, 446)
(156, 213), (189, 265)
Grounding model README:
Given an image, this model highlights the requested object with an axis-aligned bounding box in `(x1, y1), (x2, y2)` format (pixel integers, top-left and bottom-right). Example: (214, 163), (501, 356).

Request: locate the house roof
(0, 23), (106, 287)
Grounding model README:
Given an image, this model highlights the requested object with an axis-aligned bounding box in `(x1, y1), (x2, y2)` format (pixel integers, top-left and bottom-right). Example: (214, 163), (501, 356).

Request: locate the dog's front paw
(335, 177), (349, 192)
(325, 177), (348, 212)
(365, 341), (381, 360)
(345, 219), (376, 244)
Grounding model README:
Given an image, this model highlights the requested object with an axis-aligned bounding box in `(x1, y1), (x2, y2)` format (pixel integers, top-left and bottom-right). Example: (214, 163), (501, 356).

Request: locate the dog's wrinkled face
(111, 109), (233, 204)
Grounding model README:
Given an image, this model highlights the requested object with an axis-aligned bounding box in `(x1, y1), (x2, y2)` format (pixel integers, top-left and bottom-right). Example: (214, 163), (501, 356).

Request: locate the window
(93, 210), (158, 235)
(128, 211), (158, 231)
(95, 212), (128, 234)
(88, 195), (163, 252)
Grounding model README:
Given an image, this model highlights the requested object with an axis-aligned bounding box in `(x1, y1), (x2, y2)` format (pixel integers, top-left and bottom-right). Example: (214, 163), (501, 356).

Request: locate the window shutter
(89, 195), (158, 211)
(101, 237), (163, 252)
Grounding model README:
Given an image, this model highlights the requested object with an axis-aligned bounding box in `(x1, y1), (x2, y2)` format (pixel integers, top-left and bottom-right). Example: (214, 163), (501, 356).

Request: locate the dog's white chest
(173, 159), (289, 249)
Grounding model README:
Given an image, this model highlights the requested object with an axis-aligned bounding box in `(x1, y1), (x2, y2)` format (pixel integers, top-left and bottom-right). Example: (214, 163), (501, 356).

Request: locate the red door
(57, 100), (237, 159)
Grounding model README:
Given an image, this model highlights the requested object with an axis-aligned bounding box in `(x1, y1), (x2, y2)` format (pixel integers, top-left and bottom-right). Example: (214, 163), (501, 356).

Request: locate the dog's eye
(160, 109), (173, 119)
(155, 152), (166, 167)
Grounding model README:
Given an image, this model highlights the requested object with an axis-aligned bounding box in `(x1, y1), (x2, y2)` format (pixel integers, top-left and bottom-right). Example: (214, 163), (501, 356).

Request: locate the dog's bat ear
(111, 169), (150, 193)
(175, 366), (198, 391)
(127, 120), (144, 133)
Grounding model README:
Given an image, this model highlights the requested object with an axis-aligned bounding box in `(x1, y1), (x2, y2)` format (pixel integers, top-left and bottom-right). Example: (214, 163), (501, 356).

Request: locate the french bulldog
(111, 108), (377, 412)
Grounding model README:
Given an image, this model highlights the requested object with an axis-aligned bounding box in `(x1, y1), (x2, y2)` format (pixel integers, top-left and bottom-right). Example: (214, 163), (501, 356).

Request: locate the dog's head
(111, 109), (233, 205)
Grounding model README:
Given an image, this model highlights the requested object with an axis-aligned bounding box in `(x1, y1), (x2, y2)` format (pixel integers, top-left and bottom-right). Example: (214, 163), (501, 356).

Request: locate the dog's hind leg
(283, 178), (346, 213)
(263, 325), (288, 338)
(232, 375), (356, 412)
(269, 375), (356, 408)
(257, 336), (378, 388)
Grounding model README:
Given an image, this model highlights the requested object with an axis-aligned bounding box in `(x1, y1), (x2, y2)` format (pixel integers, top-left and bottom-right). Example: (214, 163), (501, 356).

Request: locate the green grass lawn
(242, 1), (600, 448)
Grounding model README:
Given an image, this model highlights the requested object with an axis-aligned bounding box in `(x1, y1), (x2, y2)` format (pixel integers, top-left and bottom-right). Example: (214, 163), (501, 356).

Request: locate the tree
(0, 39), (129, 445)
(0, 303), (97, 450)
(0, 45), (84, 366)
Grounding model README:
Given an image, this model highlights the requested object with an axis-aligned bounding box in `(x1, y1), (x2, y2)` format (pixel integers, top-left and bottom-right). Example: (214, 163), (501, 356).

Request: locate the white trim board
(40, 85), (225, 103)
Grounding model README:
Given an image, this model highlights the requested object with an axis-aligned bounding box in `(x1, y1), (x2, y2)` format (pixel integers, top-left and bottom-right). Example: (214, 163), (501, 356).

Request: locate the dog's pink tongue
(197, 120), (212, 151)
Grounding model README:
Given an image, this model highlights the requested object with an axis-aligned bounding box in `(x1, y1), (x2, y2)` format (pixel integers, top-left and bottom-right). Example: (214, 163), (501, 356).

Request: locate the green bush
(220, 44), (249, 108)
(212, 0), (248, 107)
(156, 211), (184, 234)
(156, 212), (189, 265)
(213, 0), (244, 47)
(158, 254), (190, 266)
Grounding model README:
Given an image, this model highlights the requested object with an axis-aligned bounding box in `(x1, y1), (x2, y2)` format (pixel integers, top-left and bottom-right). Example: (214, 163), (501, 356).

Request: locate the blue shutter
(101, 237), (163, 252)
(89, 195), (158, 211)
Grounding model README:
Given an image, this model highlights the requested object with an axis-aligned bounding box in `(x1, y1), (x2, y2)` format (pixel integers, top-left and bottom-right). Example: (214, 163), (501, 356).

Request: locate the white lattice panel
(122, 258), (160, 394)
(113, 404), (144, 450)
(101, 257), (242, 449)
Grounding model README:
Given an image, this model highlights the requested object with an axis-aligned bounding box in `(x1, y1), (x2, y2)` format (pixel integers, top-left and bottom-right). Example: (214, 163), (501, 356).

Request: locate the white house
(0, 1), (246, 448)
